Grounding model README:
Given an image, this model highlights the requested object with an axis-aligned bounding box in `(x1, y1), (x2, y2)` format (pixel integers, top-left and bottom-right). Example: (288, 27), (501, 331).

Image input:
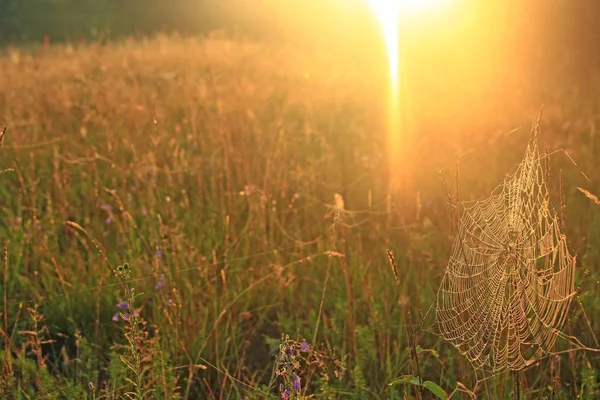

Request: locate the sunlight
(368, 0), (452, 89)
(367, 0), (452, 180)
(368, 0), (400, 91)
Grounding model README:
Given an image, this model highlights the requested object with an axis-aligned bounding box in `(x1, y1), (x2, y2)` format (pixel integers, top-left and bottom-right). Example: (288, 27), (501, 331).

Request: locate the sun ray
(367, 0), (452, 180)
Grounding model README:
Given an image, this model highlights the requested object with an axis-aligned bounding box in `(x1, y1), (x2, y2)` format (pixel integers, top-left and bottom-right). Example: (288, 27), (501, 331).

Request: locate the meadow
(0, 33), (599, 399)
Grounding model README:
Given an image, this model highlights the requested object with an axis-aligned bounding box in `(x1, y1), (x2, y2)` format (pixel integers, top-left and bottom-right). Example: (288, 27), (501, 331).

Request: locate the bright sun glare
(367, 0), (451, 176)
(368, 0), (451, 90)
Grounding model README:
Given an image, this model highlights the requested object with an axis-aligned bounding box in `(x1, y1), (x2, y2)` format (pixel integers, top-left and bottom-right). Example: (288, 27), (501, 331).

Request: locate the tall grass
(0, 33), (598, 398)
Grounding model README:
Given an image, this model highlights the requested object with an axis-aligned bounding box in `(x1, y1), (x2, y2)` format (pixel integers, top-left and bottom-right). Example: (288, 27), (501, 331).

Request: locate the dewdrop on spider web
(433, 114), (591, 373)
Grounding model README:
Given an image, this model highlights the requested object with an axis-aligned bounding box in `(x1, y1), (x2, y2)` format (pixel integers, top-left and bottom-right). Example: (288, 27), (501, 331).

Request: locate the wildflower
(112, 313), (119, 322)
(292, 374), (301, 392)
(293, 193), (300, 200)
(287, 345), (295, 356)
(281, 389), (290, 399)
(122, 310), (138, 321)
(116, 301), (129, 309)
(100, 203), (113, 211)
(300, 341), (310, 352)
(155, 249), (162, 258)
(15, 216), (22, 224)
(142, 208), (148, 216)
(243, 184), (256, 196)
(156, 276), (165, 290)
(105, 217), (112, 224)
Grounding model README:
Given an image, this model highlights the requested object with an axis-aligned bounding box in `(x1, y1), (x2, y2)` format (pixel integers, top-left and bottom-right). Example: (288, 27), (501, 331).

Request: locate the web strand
(433, 125), (582, 373)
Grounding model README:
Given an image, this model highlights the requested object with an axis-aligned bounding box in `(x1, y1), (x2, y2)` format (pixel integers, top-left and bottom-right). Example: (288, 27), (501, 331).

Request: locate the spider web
(434, 125), (579, 373)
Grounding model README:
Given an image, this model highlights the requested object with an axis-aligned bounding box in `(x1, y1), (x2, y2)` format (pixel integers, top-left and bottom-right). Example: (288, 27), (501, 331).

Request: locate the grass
(0, 33), (599, 399)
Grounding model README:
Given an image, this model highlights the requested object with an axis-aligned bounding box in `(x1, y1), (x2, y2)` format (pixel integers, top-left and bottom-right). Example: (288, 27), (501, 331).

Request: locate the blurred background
(2, 0), (599, 138)
(3, 0), (600, 225)
(2, 0), (600, 84)
(3, 0), (600, 202)
(1, 2), (600, 397)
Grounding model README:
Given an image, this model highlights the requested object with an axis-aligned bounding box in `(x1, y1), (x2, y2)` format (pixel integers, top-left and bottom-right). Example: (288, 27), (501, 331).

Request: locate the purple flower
(15, 216), (22, 224)
(155, 249), (162, 258)
(116, 301), (129, 309)
(105, 217), (112, 224)
(123, 310), (138, 321)
(156, 276), (165, 290)
(281, 389), (290, 399)
(112, 313), (119, 322)
(100, 203), (113, 212)
(292, 374), (301, 392)
(300, 341), (310, 352)
(287, 345), (295, 356)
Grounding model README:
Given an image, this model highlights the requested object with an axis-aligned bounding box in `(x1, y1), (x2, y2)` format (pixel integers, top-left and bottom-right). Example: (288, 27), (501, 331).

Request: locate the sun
(367, 0), (452, 178)
(368, 0), (452, 94)
(368, 0), (400, 91)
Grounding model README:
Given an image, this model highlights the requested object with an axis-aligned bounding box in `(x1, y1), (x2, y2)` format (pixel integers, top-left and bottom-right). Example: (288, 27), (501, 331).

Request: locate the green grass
(0, 33), (599, 399)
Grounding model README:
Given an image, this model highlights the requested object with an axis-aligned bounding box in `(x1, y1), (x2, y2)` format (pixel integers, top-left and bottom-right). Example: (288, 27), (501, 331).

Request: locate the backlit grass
(0, 33), (599, 399)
